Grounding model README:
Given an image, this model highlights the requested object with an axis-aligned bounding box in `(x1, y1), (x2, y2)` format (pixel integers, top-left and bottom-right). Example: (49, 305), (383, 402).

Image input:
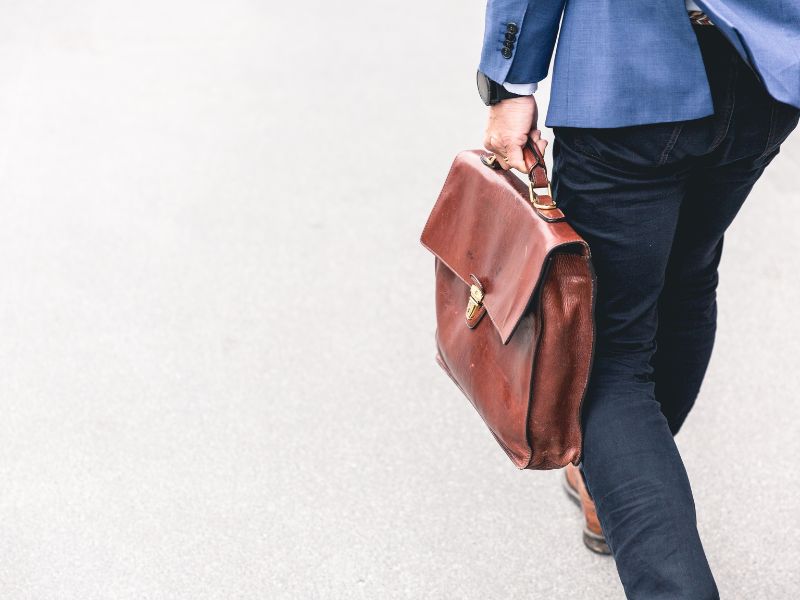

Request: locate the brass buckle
(529, 180), (556, 210)
(465, 284), (484, 320)
(480, 153), (501, 170)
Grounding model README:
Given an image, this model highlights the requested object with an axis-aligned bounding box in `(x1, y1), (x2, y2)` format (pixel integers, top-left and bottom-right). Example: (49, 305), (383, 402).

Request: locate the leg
(552, 124), (719, 599)
(651, 20), (798, 435)
(654, 158), (773, 434)
(551, 22), (799, 599)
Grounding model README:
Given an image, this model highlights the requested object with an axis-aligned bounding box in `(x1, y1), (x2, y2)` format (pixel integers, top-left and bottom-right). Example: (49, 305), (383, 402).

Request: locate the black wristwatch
(477, 70), (525, 106)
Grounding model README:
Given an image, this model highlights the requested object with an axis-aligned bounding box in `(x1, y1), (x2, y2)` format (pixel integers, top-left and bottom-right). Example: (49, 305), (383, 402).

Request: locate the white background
(0, 1), (797, 598)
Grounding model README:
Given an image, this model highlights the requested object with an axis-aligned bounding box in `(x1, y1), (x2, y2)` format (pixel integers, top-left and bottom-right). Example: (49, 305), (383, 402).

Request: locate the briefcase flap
(420, 150), (588, 345)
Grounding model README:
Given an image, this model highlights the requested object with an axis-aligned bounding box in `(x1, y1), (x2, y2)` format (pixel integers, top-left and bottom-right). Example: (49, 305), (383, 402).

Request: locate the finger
(497, 152), (511, 170)
(495, 140), (513, 170)
(485, 135), (513, 170)
(504, 143), (526, 172)
(484, 134), (502, 157)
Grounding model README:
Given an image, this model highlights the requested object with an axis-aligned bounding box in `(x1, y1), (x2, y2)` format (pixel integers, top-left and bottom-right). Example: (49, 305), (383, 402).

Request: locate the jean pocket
(554, 121), (687, 170)
(762, 99), (800, 158)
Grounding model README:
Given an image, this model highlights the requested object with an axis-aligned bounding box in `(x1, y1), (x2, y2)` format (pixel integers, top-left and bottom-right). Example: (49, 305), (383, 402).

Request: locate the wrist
(489, 95), (535, 111)
(477, 70), (526, 105)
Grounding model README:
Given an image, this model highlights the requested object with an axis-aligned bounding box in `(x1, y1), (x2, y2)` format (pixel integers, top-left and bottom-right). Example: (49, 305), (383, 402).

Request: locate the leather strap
(522, 139), (549, 189)
(522, 139), (564, 221)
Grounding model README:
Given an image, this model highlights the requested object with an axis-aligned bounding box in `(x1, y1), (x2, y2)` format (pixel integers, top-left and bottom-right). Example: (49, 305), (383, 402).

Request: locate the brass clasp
(466, 284), (484, 320)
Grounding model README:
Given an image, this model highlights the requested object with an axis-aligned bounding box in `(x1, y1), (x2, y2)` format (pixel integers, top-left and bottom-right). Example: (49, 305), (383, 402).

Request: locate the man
(477, 1), (800, 598)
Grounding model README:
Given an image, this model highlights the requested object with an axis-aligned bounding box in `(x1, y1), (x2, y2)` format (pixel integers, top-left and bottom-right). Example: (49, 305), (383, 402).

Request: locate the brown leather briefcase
(420, 142), (596, 470)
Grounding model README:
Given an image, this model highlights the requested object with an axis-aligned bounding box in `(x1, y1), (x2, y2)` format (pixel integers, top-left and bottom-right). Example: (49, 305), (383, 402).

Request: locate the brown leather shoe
(563, 463), (611, 555)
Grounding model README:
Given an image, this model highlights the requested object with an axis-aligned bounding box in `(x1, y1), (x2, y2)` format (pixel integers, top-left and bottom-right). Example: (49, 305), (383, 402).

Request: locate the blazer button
(503, 40), (514, 50)
(505, 32), (517, 42)
(506, 23), (518, 34)
(501, 48), (513, 59)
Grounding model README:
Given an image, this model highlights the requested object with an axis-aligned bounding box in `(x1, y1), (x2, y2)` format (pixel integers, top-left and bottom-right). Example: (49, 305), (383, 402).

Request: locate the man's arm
(479, 0), (566, 171)
(479, 0), (566, 87)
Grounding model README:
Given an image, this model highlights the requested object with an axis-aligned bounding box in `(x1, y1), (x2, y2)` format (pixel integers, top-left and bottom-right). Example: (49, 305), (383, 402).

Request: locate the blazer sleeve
(478, 0), (567, 85)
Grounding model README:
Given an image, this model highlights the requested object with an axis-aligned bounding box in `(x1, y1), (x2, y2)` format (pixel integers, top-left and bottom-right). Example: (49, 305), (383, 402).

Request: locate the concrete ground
(0, 1), (797, 598)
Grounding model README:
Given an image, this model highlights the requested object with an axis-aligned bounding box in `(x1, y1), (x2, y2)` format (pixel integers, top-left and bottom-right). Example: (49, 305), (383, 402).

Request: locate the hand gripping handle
(480, 137), (563, 221)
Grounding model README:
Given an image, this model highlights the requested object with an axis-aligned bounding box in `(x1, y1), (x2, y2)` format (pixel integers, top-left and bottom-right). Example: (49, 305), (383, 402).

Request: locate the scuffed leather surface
(527, 253), (594, 469)
(421, 150), (597, 470)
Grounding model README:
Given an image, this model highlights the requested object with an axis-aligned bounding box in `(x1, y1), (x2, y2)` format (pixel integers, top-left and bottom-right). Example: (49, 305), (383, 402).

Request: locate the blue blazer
(479, 0), (800, 128)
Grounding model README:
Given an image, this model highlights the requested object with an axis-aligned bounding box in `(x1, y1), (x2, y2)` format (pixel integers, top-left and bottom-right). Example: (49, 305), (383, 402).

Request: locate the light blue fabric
(478, 0), (800, 128)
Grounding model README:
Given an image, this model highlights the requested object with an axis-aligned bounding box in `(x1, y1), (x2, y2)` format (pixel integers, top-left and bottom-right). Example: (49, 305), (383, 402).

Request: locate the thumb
(528, 128), (549, 158)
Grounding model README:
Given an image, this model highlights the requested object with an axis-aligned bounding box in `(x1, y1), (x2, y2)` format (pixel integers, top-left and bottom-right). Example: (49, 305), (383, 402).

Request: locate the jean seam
(709, 55), (738, 152)
(758, 101), (779, 161)
(708, 56), (739, 152)
(657, 122), (685, 166)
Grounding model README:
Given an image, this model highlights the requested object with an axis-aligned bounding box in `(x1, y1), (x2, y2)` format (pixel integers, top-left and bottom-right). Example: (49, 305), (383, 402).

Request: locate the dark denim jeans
(551, 25), (800, 600)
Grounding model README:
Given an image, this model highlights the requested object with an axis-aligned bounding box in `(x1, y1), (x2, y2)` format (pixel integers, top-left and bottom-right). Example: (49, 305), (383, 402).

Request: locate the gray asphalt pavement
(0, 1), (798, 598)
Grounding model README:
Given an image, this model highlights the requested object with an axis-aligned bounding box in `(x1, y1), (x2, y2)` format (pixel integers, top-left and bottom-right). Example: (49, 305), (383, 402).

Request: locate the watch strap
(493, 83), (524, 103)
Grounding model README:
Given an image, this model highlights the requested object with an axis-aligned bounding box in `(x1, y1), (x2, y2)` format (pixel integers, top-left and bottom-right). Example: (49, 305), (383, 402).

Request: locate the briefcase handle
(481, 138), (558, 213)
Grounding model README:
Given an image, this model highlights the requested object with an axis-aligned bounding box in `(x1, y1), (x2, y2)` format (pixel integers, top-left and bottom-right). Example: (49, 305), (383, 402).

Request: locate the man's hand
(483, 95), (548, 172)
